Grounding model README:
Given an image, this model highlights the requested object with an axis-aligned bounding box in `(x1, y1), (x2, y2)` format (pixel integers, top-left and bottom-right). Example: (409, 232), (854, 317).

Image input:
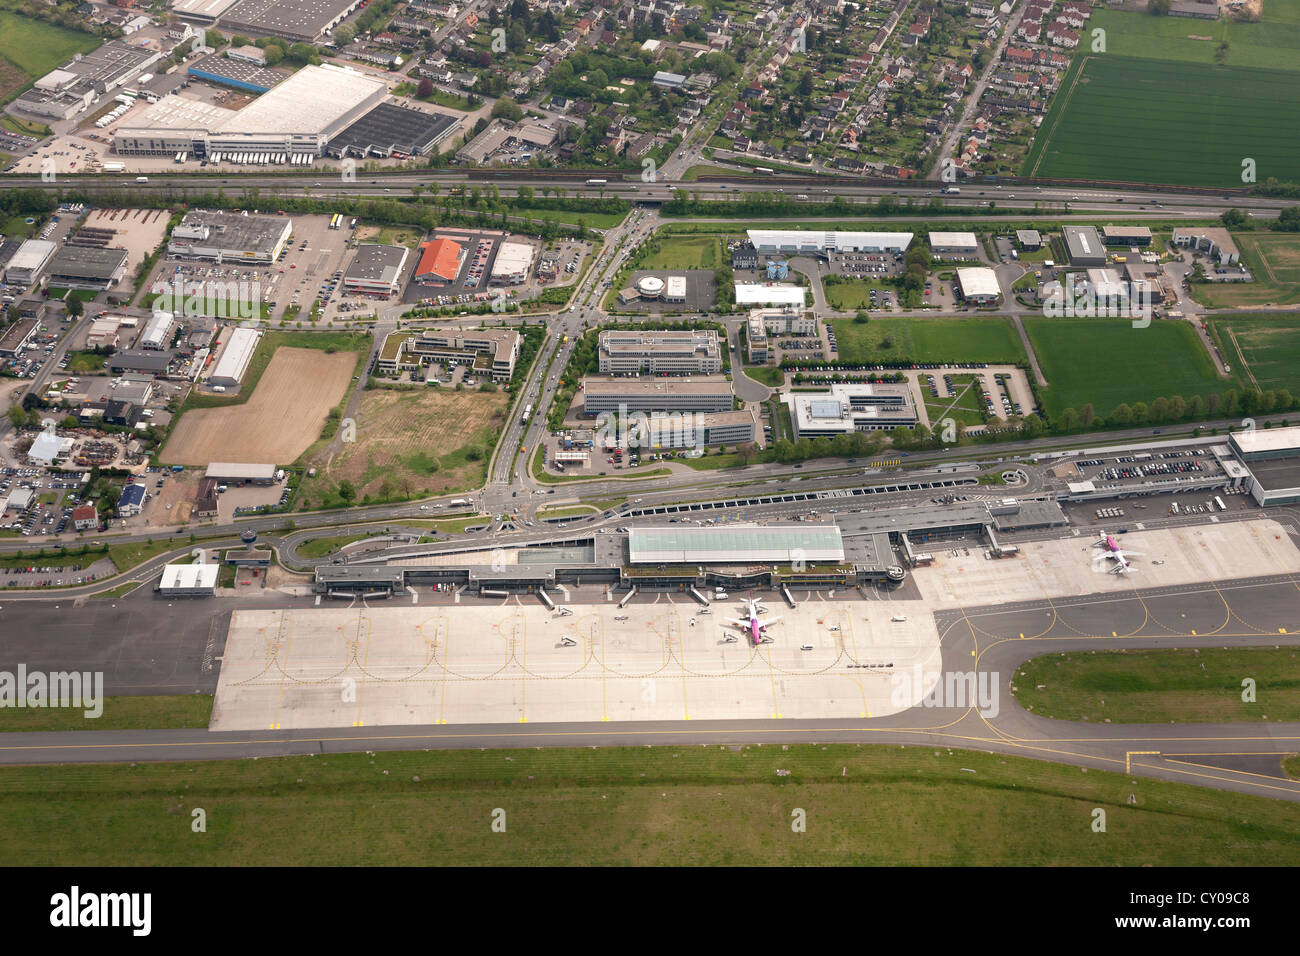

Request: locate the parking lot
(828, 250), (905, 279)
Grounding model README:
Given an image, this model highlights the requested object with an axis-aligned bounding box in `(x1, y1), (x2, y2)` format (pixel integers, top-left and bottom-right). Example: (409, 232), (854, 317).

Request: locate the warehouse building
(649, 408), (757, 448)
(598, 329), (722, 375)
(5, 240), (57, 287)
(1172, 227), (1240, 265)
(326, 102), (460, 158)
(413, 237), (463, 284)
(168, 210), (293, 264)
(45, 245), (128, 291)
(186, 55), (288, 95)
(581, 376), (734, 415)
(120, 64), (392, 160)
(113, 95), (239, 157)
(157, 562), (219, 597)
(209, 326), (263, 386)
(455, 119), (559, 165)
(172, 0), (243, 24)
(955, 266), (1002, 305)
(219, 0), (363, 43)
(747, 230), (913, 256)
(0, 318), (38, 358)
(141, 310), (176, 350)
(489, 241), (536, 285)
(928, 231), (979, 258)
(1062, 225), (1106, 266)
(786, 383), (917, 438)
(206, 462), (278, 484)
(1100, 225), (1152, 247)
(14, 41), (164, 120)
(343, 244), (410, 296)
(108, 350), (173, 375)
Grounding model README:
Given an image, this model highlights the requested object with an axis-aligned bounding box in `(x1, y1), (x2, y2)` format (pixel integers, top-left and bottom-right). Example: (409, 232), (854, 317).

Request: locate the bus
(753, 166), (774, 174)
(585, 179), (607, 186)
(1214, 496), (1226, 512)
(521, 403), (532, 424)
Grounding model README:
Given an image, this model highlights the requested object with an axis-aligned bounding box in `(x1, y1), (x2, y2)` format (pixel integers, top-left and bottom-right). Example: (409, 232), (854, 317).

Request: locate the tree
(1079, 403), (1096, 427)
(66, 296), (84, 318)
(491, 97), (524, 122)
(262, 44), (284, 66)
(334, 22), (356, 46)
(417, 76), (434, 99)
(337, 479), (357, 503)
(1111, 403), (1134, 425)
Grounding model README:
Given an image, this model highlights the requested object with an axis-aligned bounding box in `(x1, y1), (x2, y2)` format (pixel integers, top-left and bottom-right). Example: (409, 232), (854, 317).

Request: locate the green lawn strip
(743, 365), (784, 387)
(0, 744), (1296, 865)
(0, 695), (212, 733)
(88, 580), (145, 600)
(295, 533), (373, 559)
(1013, 648), (1300, 723)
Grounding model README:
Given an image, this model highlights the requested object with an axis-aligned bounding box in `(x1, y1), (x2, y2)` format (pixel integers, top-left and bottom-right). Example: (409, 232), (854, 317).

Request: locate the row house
(1046, 23), (1080, 47)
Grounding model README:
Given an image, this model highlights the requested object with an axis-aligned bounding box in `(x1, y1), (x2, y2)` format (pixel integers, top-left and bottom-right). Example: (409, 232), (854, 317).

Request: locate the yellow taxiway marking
(1126, 750), (1161, 773)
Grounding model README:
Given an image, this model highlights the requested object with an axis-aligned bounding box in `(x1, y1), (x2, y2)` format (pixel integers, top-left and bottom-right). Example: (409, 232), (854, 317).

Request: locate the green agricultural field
(2, 744), (1298, 865)
(1013, 648), (1300, 723)
(1024, 318), (1227, 418)
(640, 236), (719, 270)
(0, 12), (99, 105)
(829, 317), (1027, 366)
(1083, 4), (1300, 70)
(1024, 55), (1300, 187)
(1207, 315), (1300, 395)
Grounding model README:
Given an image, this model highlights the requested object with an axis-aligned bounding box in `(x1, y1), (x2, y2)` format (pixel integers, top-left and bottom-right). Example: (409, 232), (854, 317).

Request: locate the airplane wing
(725, 619), (749, 628)
(1119, 550), (1143, 557)
(762, 616), (783, 628)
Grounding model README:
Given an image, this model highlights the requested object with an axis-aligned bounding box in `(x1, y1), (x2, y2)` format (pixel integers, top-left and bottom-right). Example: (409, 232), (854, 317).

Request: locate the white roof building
(141, 310), (175, 350)
(158, 562), (219, 596)
(955, 267), (1001, 302)
(735, 283), (807, 307)
(747, 230), (913, 255)
(27, 425), (74, 465)
(928, 231), (979, 252)
(210, 327), (263, 387)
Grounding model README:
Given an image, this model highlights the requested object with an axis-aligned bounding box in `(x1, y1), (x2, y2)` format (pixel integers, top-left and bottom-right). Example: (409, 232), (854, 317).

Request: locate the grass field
(829, 317), (1027, 365)
(0, 12), (99, 105)
(640, 236), (719, 270)
(162, 347), (357, 466)
(1192, 233), (1300, 308)
(1207, 314), (1300, 394)
(63, 351), (107, 375)
(298, 387), (507, 506)
(1083, 3), (1300, 70)
(0, 695), (212, 733)
(824, 278), (896, 310)
(295, 532), (372, 559)
(1013, 648), (1300, 723)
(1024, 53), (1300, 187)
(1024, 318), (1226, 417)
(2, 744), (1297, 865)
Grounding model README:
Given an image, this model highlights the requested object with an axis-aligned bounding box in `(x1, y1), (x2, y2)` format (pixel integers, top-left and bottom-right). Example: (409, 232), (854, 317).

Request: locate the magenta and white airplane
(726, 599), (783, 645)
(1091, 531), (1142, 574)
